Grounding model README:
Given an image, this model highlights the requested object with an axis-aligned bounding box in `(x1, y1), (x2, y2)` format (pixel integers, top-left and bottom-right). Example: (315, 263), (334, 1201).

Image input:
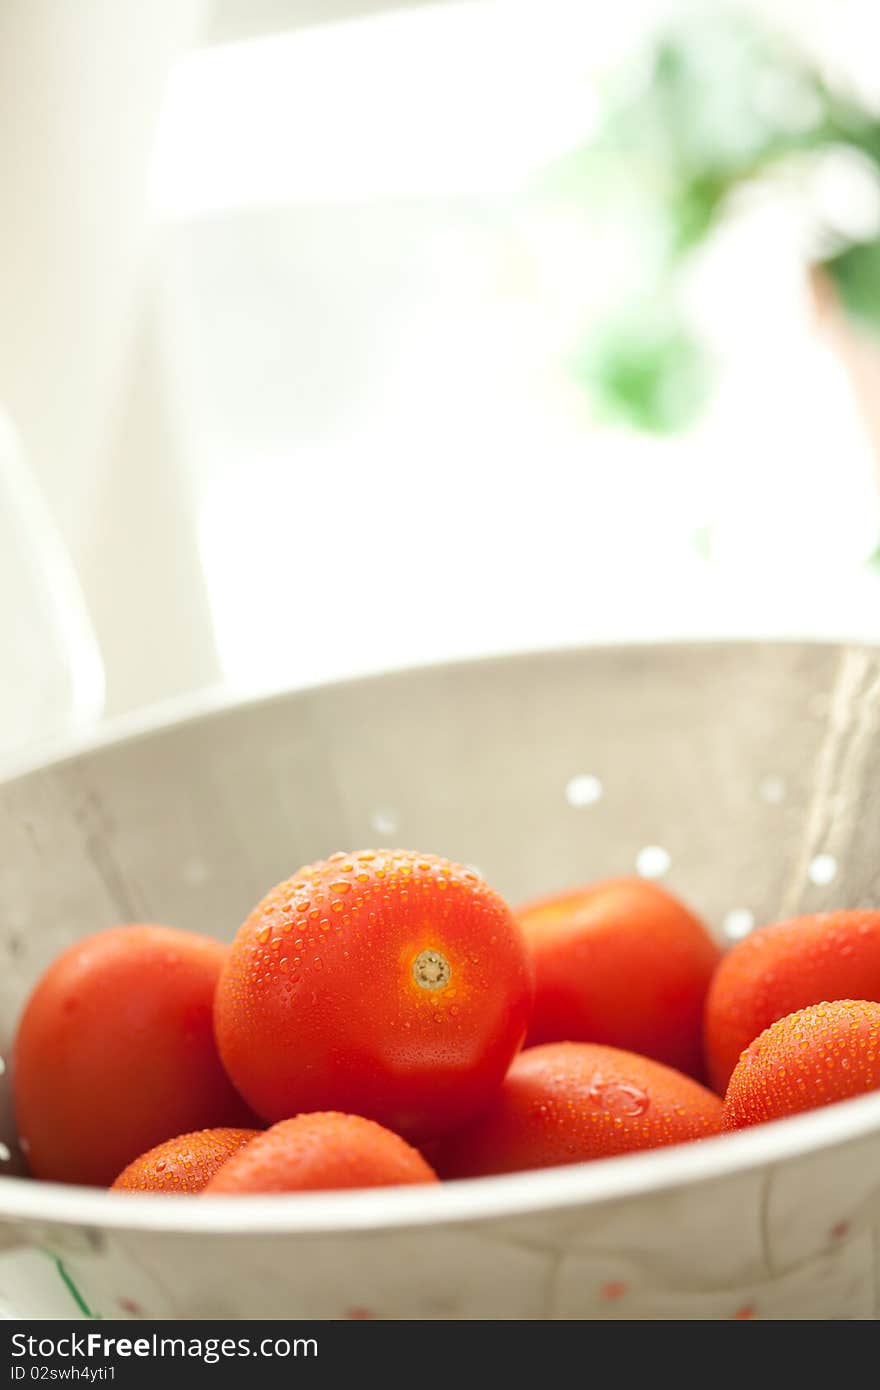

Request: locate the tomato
(518, 878), (719, 1078)
(14, 925), (254, 1186)
(723, 999), (880, 1129)
(111, 1128), (259, 1193)
(434, 1041), (723, 1178)
(705, 911), (880, 1092)
(204, 1112), (438, 1193)
(214, 850), (534, 1142)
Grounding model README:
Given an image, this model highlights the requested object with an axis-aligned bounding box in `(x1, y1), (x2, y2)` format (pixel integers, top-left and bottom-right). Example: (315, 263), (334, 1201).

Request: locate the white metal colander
(1, 641), (880, 1319)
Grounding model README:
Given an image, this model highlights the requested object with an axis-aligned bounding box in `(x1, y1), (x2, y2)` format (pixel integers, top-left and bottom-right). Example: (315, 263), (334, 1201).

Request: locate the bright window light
(150, 0), (617, 215)
(152, 0), (880, 695)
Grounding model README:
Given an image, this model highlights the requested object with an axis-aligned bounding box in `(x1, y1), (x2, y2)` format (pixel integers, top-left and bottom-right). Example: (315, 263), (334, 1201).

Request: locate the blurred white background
(3, 0), (880, 762)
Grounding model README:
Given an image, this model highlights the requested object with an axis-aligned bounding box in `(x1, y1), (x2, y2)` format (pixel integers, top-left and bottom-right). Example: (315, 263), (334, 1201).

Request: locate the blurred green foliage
(570, 303), (710, 434)
(547, 11), (880, 433)
(825, 240), (880, 331)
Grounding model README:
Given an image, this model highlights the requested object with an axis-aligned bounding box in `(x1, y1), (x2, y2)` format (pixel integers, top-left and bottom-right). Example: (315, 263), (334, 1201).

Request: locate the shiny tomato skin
(705, 911), (880, 1093)
(723, 1000), (880, 1129)
(435, 1041), (723, 1178)
(518, 878), (720, 1078)
(204, 1112), (437, 1193)
(111, 1127), (259, 1193)
(214, 850), (534, 1142)
(14, 925), (254, 1186)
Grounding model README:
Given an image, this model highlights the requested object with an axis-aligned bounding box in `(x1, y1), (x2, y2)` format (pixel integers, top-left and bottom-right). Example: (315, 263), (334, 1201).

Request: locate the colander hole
(370, 807), (399, 837)
(758, 775), (786, 805)
(723, 908), (755, 941)
(0, 1057), (6, 1077)
(0, 1144), (10, 1163)
(635, 846), (670, 880)
(565, 774), (603, 808)
(808, 853), (838, 886)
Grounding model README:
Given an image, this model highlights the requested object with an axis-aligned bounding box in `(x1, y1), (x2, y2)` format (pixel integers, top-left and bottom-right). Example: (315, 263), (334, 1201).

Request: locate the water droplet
(587, 1077), (650, 1118)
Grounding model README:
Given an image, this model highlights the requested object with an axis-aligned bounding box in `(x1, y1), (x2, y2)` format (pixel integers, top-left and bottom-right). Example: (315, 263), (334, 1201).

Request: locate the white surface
(0, 415), (104, 766)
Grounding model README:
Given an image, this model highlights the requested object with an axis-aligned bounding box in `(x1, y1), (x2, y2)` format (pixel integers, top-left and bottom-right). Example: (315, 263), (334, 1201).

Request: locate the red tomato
(14, 925), (254, 1186)
(518, 878), (720, 1078)
(723, 999), (880, 1129)
(214, 850), (534, 1142)
(435, 1041), (723, 1178)
(112, 1128), (259, 1193)
(705, 911), (880, 1093)
(204, 1112), (437, 1194)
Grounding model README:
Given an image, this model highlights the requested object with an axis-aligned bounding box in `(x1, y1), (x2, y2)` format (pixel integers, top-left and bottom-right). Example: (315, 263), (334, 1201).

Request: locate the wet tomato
(435, 1041), (723, 1178)
(518, 878), (719, 1078)
(112, 1127), (259, 1193)
(723, 999), (880, 1129)
(214, 850), (534, 1142)
(204, 1111), (437, 1194)
(705, 911), (880, 1092)
(14, 925), (253, 1186)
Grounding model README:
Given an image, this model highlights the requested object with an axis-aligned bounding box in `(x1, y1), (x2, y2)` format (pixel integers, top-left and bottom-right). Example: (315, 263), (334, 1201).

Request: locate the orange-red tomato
(14, 925), (254, 1186)
(434, 1041), (723, 1178)
(723, 999), (880, 1129)
(214, 850), (534, 1143)
(705, 911), (880, 1093)
(204, 1112), (438, 1194)
(518, 879), (720, 1078)
(111, 1128), (260, 1193)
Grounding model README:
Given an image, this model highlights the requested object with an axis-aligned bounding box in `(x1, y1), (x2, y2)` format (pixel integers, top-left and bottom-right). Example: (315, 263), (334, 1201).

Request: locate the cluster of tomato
(12, 848), (880, 1195)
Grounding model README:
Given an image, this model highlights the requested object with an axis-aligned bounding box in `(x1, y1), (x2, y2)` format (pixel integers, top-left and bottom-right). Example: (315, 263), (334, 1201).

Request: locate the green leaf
(571, 308), (712, 435)
(865, 536), (880, 573)
(823, 240), (880, 333)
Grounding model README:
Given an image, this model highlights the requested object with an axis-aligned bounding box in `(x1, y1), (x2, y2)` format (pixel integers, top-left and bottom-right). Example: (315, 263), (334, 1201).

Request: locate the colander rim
(1, 1090), (879, 1236)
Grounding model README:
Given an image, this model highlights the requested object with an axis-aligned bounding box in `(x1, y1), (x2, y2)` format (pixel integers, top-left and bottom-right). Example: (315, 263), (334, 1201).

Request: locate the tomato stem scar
(413, 948), (451, 991)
